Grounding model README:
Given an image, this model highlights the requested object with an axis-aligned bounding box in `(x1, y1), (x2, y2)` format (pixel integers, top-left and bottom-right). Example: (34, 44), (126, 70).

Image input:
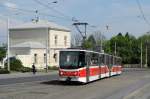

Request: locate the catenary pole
(141, 42), (143, 68)
(7, 18), (10, 71)
(145, 43), (147, 67)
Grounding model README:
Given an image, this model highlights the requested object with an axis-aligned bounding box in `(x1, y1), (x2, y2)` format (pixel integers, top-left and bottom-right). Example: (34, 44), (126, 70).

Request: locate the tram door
(85, 52), (90, 83)
(99, 54), (103, 79)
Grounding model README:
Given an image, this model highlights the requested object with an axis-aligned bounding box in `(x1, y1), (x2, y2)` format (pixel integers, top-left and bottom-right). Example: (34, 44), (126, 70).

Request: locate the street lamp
(7, 18), (10, 71)
(141, 41), (143, 68)
(0, 15), (10, 71)
(145, 32), (149, 68)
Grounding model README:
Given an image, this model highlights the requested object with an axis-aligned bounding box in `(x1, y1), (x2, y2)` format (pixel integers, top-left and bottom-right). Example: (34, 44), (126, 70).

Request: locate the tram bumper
(59, 76), (87, 83)
(59, 76), (78, 82)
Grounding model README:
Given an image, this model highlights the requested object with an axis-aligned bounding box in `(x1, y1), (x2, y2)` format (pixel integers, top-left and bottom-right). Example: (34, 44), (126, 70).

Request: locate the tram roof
(60, 49), (101, 54)
(60, 49), (121, 59)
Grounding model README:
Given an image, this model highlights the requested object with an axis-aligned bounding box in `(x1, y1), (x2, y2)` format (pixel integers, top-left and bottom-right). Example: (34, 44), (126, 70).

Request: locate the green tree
(0, 47), (6, 61)
(82, 35), (96, 50)
(5, 58), (24, 71)
(82, 40), (92, 49)
(104, 32), (140, 64)
(138, 33), (150, 67)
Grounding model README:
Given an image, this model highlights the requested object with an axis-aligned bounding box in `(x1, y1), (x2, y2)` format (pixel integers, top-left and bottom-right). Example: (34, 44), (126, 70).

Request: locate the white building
(9, 20), (71, 69)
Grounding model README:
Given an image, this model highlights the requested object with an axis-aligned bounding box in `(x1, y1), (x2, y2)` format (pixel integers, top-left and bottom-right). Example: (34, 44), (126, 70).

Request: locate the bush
(5, 58), (24, 71)
(19, 67), (32, 73)
(0, 68), (10, 74)
(48, 66), (59, 70)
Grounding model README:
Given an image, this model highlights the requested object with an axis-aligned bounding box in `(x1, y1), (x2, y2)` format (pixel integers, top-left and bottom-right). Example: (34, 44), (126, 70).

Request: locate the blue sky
(0, 0), (150, 43)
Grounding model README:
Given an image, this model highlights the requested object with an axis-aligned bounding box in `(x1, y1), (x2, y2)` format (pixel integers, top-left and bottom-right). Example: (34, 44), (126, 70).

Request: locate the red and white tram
(59, 49), (122, 83)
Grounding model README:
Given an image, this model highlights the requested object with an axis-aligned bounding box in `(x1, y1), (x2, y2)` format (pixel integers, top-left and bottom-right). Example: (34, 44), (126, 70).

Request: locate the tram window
(105, 55), (108, 65)
(78, 52), (85, 67)
(99, 54), (104, 65)
(108, 56), (110, 65)
(119, 58), (122, 65)
(90, 53), (99, 66)
(102, 55), (105, 64)
(104, 55), (107, 65)
(110, 56), (112, 65)
(113, 56), (115, 65)
(114, 57), (117, 65)
(116, 58), (119, 65)
(116, 58), (118, 65)
(109, 56), (111, 65)
(60, 51), (79, 68)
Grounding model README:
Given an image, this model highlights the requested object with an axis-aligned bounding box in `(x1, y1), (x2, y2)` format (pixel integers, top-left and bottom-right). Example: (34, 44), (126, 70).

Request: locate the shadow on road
(40, 80), (84, 86)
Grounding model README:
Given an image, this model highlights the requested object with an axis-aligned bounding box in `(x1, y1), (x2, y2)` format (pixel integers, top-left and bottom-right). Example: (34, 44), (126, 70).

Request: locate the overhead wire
(0, 3), (74, 22)
(33, 0), (77, 22)
(0, 1), (98, 37)
(136, 0), (150, 26)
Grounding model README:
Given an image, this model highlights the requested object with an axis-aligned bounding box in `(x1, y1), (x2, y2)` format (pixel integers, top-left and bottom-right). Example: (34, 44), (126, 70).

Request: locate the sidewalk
(0, 70), (58, 80)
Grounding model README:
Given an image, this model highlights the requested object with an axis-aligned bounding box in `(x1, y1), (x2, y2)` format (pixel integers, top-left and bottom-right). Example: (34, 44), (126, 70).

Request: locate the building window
(34, 54), (37, 64)
(54, 35), (58, 46)
(53, 53), (57, 62)
(44, 53), (46, 63)
(64, 36), (67, 46)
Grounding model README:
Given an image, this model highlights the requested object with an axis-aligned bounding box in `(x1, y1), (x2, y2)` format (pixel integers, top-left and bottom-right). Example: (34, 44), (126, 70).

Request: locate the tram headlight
(59, 71), (63, 75)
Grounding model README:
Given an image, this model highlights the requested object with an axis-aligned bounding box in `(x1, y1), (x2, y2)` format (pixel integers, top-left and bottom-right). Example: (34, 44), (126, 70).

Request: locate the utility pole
(100, 32), (103, 52)
(7, 18), (10, 71)
(145, 31), (149, 68)
(141, 42), (143, 68)
(101, 25), (109, 52)
(45, 28), (49, 73)
(145, 43), (147, 68)
(115, 42), (117, 56)
(0, 15), (10, 71)
(73, 22), (88, 49)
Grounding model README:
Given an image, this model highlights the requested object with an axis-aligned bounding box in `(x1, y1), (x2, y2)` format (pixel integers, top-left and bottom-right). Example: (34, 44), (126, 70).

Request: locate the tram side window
(113, 56), (115, 65)
(90, 53), (99, 66)
(100, 54), (104, 65)
(107, 55), (109, 65)
(108, 55), (111, 65)
(78, 52), (85, 67)
(105, 55), (109, 65)
(119, 58), (122, 65)
(116, 58), (118, 65)
(114, 57), (117, 65)
(110, 56), (113, 66)
(109, 56), (111, 66)
(116, 58), (119, 65)
(104, 55), (107, 65)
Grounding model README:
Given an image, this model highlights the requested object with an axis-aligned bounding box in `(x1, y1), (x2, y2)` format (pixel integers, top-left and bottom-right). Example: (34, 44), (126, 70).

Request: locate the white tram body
(59, 49), (122, 83)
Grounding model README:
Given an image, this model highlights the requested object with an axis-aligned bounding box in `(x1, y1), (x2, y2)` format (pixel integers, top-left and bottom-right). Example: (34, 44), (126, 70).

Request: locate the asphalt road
(0, 73), (58, 85)
(0, 68), (150, 99)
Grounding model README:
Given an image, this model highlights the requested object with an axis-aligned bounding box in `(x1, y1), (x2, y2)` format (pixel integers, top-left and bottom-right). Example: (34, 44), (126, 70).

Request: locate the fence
(123, 64), (148, 68)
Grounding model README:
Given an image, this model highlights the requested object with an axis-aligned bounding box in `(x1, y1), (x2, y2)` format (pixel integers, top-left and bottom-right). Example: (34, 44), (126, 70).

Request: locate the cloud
(4, 2), (17, 8)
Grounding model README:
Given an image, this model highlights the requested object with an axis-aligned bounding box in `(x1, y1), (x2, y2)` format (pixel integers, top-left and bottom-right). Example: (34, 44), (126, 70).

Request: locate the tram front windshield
(60, 51), (85, 69)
